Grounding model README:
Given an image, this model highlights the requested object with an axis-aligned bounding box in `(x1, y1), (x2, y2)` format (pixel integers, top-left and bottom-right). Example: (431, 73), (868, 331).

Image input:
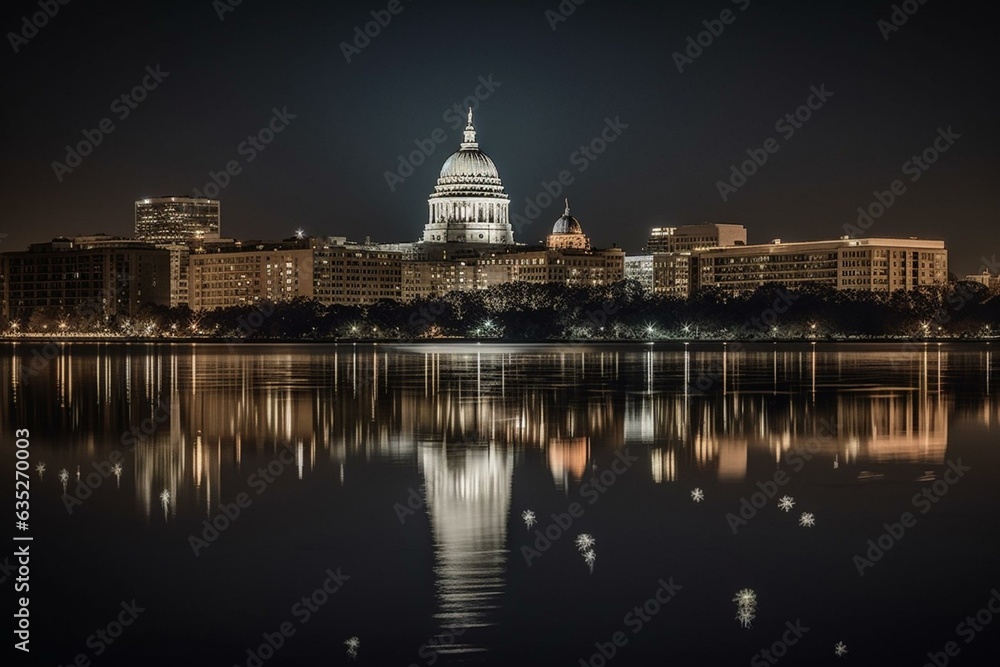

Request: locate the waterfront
(3, 342), (999, 665)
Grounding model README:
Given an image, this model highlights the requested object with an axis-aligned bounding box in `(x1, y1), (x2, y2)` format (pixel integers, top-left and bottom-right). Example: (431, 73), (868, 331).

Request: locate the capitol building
(0, 110), (949, 318)
(423, 110), (514, 245)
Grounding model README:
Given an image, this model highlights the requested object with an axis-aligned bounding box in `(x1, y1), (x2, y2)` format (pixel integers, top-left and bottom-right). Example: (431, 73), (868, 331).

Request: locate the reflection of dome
(553, 200), (583, 235)
(423, 109), (513, 244)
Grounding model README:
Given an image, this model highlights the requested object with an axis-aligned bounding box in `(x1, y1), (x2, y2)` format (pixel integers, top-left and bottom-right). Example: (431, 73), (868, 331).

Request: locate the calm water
(2, 342), (999, 666)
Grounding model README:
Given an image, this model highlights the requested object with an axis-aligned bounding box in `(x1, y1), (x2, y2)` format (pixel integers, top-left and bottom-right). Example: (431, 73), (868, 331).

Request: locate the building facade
(1, 238), (169, 321)
(313, 240), (403, 306)
(188, 243), (314, 310)
(691, 237), (948, 294)
(647, 223), (747, 253)
(135, 196), (222, 307)
(135, 196), (221, 244)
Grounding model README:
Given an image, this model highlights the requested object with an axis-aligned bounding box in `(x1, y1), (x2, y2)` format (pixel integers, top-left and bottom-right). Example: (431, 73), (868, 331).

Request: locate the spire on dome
(462, 107), (478, 149)
(564, 199), (571, 216)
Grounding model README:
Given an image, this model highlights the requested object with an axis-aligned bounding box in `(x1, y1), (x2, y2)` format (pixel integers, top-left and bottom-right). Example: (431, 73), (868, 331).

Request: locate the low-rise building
(691, 237), (948, 294)
(1, 238), (169, 321)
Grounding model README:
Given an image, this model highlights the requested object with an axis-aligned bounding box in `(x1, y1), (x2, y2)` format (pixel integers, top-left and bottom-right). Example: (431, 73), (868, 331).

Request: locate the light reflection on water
(2, 341), (997, 660)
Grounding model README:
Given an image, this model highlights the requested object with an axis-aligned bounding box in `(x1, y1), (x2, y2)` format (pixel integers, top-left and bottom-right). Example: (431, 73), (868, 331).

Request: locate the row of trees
(6, 280), (999, 341)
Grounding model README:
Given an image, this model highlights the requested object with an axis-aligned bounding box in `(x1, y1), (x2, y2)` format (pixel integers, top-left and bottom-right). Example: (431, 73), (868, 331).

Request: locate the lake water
(3, 342), (999, 666)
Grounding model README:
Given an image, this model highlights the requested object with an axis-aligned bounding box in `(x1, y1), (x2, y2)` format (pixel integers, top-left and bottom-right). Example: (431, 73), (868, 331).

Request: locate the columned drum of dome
(424, 110), (514, 244)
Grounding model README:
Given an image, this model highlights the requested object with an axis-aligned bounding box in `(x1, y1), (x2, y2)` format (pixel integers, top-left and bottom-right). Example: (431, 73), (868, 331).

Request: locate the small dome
(552, 200), (583, 234)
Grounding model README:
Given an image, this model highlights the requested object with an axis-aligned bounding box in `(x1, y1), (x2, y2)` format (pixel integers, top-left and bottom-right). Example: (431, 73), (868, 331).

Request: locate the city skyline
(1, 0), (995, 275)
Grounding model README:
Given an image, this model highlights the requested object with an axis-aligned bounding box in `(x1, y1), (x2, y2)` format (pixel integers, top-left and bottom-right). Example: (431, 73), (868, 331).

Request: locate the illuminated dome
(553, 200), (583, 235)
(424, 109), (514, 244)
(546, 200), (591, 250)
(438, 150), (501, 184)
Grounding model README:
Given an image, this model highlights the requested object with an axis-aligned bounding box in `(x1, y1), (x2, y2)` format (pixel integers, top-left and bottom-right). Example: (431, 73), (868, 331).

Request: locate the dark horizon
(1, 0), (996, 274)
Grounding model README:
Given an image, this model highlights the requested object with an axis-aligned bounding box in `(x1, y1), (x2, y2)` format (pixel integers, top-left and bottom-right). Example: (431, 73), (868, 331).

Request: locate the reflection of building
(0, 238), (170, 320)
(692, 237), (948, 294)
(419, 443), (512, 640)
(547, 437), (589, 490)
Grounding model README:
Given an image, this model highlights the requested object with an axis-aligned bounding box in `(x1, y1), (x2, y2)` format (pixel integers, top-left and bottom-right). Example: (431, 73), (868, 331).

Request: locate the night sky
(1, 0), (995, 273)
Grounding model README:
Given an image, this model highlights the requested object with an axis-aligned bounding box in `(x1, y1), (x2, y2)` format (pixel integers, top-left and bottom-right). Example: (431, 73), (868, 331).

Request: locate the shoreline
(0, 336), (995, 346)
